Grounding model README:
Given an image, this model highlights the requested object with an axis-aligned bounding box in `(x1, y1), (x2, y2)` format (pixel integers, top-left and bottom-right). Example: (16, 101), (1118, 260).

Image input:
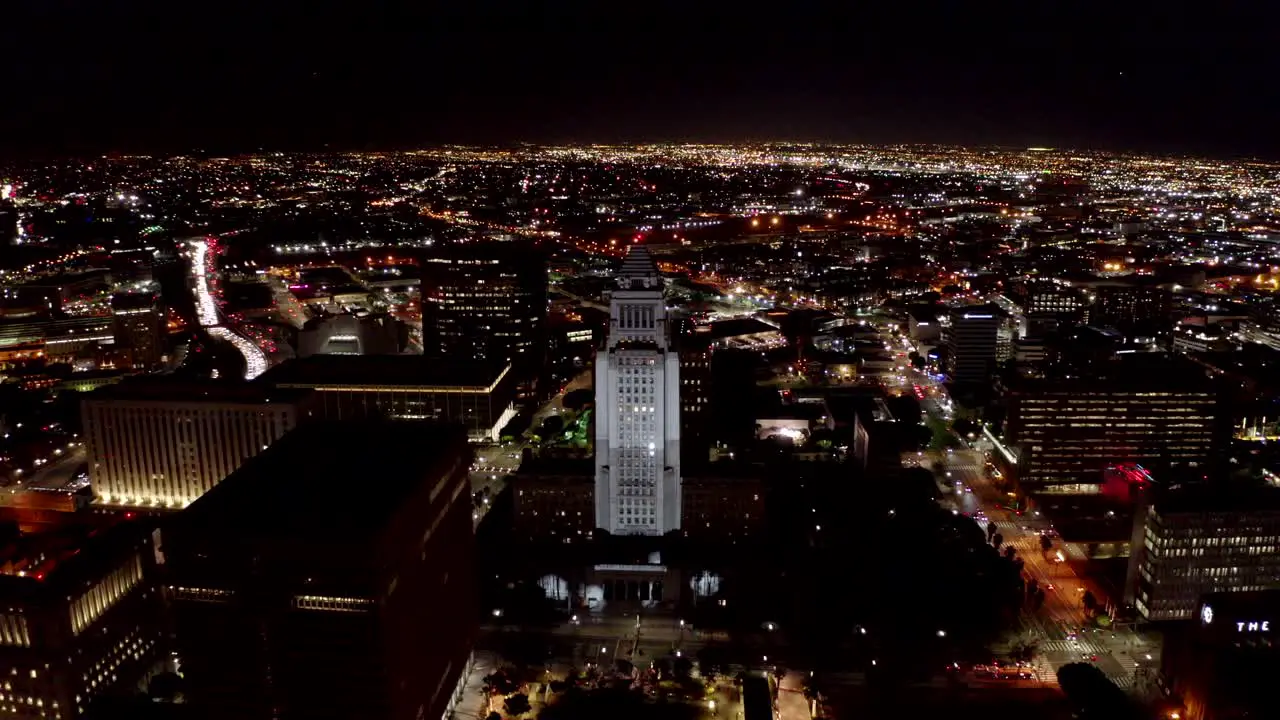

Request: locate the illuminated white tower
(594, 246), (681, 535)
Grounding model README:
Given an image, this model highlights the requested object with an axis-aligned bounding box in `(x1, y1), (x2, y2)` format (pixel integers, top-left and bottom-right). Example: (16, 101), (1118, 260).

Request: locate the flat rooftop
(258, 354), (510, 390)
(179, 421), (466, 538)
(0, 518), (149, 600)
(1152, 482), (1280, 514)
(86, 377), (313, 405)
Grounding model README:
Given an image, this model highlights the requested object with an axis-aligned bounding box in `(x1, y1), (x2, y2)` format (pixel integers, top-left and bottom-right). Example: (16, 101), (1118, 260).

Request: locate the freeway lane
(189, 237), (268, 380)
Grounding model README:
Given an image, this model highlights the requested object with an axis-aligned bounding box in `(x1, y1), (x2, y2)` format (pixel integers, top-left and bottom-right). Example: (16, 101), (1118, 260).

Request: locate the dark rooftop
(1013, 352), (1219, 389)
(87, 376), (313, 404)
(1152, 482), (1280, 514)
(257, 354), (509, 390)
(179, 421), (467, 539)
(698, 317), (779, 340)
(0, 518), (152, 600)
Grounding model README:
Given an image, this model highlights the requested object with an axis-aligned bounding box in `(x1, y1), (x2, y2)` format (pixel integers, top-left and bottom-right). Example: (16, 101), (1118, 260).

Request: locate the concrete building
(258, 355), (518, 442)
(512, 459), (595, 543)
(0, 520), (166, 719)
(109, 288), (166, 369)
(1127, 485), (1280, 621)
(165, 421), (476, 720)
(594, 247), (682, 535)
(421, 242), (547, 370)
(82, 380), (315, 508)
(1002, 355), (1224, 490)
(680, 466), (765, 542)
(1163, 590), (1280, 720)
(943, 305), (1000, 384)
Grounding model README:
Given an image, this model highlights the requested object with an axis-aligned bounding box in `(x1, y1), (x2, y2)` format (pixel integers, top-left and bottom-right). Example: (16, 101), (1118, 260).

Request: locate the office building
(109, 288), (166, 369)
(421, 242), (547, 371)
(1164, 590), (1280, 720)
(165, 421), (476, 720)
(943, 304), (1000, 384)
(0, 521), (165, 719)
(512, 458), (595, 543)
(82, 380), (315, 508)
(680, 466), (765, 542)
(258, 355), (518, 442)
(594, 246), (682, 535)
(1002, 355), (1223, 490)
(1127, 485), (1280, 622)
(675, 319), (712, 466)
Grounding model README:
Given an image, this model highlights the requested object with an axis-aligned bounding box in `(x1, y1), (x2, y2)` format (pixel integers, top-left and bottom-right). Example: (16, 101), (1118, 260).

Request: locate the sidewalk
(454, 651), (501, 720)
(776, 672), (811, 720)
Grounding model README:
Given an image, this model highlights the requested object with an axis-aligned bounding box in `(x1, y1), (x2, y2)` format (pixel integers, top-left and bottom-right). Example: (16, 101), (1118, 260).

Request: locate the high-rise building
(109, 288), (166, 369)
(594, 246), (681, 535)
(1127, 485), (1280, 621)
(82, 380), (315, 508)
(0, 521), (166, 719)
(1002, 355), (1224, 490)
(943, 304), (1001, 384)
(165, 421), (476, 720)
(421, 242), (547, 371)
(673, 316), (711, 466)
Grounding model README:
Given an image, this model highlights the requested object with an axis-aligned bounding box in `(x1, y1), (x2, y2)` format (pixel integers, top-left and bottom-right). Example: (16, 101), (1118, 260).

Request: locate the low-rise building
(258, 355), (519, 442)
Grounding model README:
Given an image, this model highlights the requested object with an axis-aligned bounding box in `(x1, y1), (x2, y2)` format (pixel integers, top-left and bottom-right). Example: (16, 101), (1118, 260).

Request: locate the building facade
(259, 355), (518, 442)
(944, 305), (1000, 385)
(109, 289), (166, 369)
(421, 242), (547, 370)
(0, 521), (166, 719)
(1003, 357), (1223, 490)
(82, 381), (313, 508)
(1127, 487), (1280, 621)
(594, 247), (682, 535)
(165, 421), (476, 720)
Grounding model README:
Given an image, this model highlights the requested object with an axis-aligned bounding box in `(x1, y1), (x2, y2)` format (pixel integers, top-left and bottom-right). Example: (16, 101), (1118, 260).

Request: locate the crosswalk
(1038, 639), (1105, 655)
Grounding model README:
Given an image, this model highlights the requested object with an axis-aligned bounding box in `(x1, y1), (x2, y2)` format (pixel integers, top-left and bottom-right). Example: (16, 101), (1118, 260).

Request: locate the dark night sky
(3, 1), (1277, 158)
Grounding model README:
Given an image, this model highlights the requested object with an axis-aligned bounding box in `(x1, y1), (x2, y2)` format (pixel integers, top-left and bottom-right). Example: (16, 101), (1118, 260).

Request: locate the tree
(1057, 662), (1136, 719)
(673, 656), (693, 678)
(1039, 534), (1053, 553)
(504, 694), (532, 717)
(562, 388), (594, 411)
(487, 712), (503, 720)
(484, 670), (520, 697)
(541, 415), (565, 437)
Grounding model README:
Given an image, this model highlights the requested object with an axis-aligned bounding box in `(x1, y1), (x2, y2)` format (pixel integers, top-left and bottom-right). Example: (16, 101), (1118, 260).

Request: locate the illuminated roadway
(189, 238), (268, 380)
(912, 414), (1158, 691)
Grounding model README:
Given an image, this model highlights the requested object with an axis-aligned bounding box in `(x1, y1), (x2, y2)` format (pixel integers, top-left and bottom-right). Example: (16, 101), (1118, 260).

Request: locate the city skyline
(4, 2), (1280, 159)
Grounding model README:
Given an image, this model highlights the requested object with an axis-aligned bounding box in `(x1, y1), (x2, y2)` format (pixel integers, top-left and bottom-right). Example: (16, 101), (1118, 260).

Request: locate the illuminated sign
(1201, 605), (1214, 625)
(1237, 621), (1270, 633)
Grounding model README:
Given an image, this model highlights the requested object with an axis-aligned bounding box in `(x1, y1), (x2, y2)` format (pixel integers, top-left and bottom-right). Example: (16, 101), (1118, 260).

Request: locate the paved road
(914, 436), (1160, 691)
(471, 369), (593, 528)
